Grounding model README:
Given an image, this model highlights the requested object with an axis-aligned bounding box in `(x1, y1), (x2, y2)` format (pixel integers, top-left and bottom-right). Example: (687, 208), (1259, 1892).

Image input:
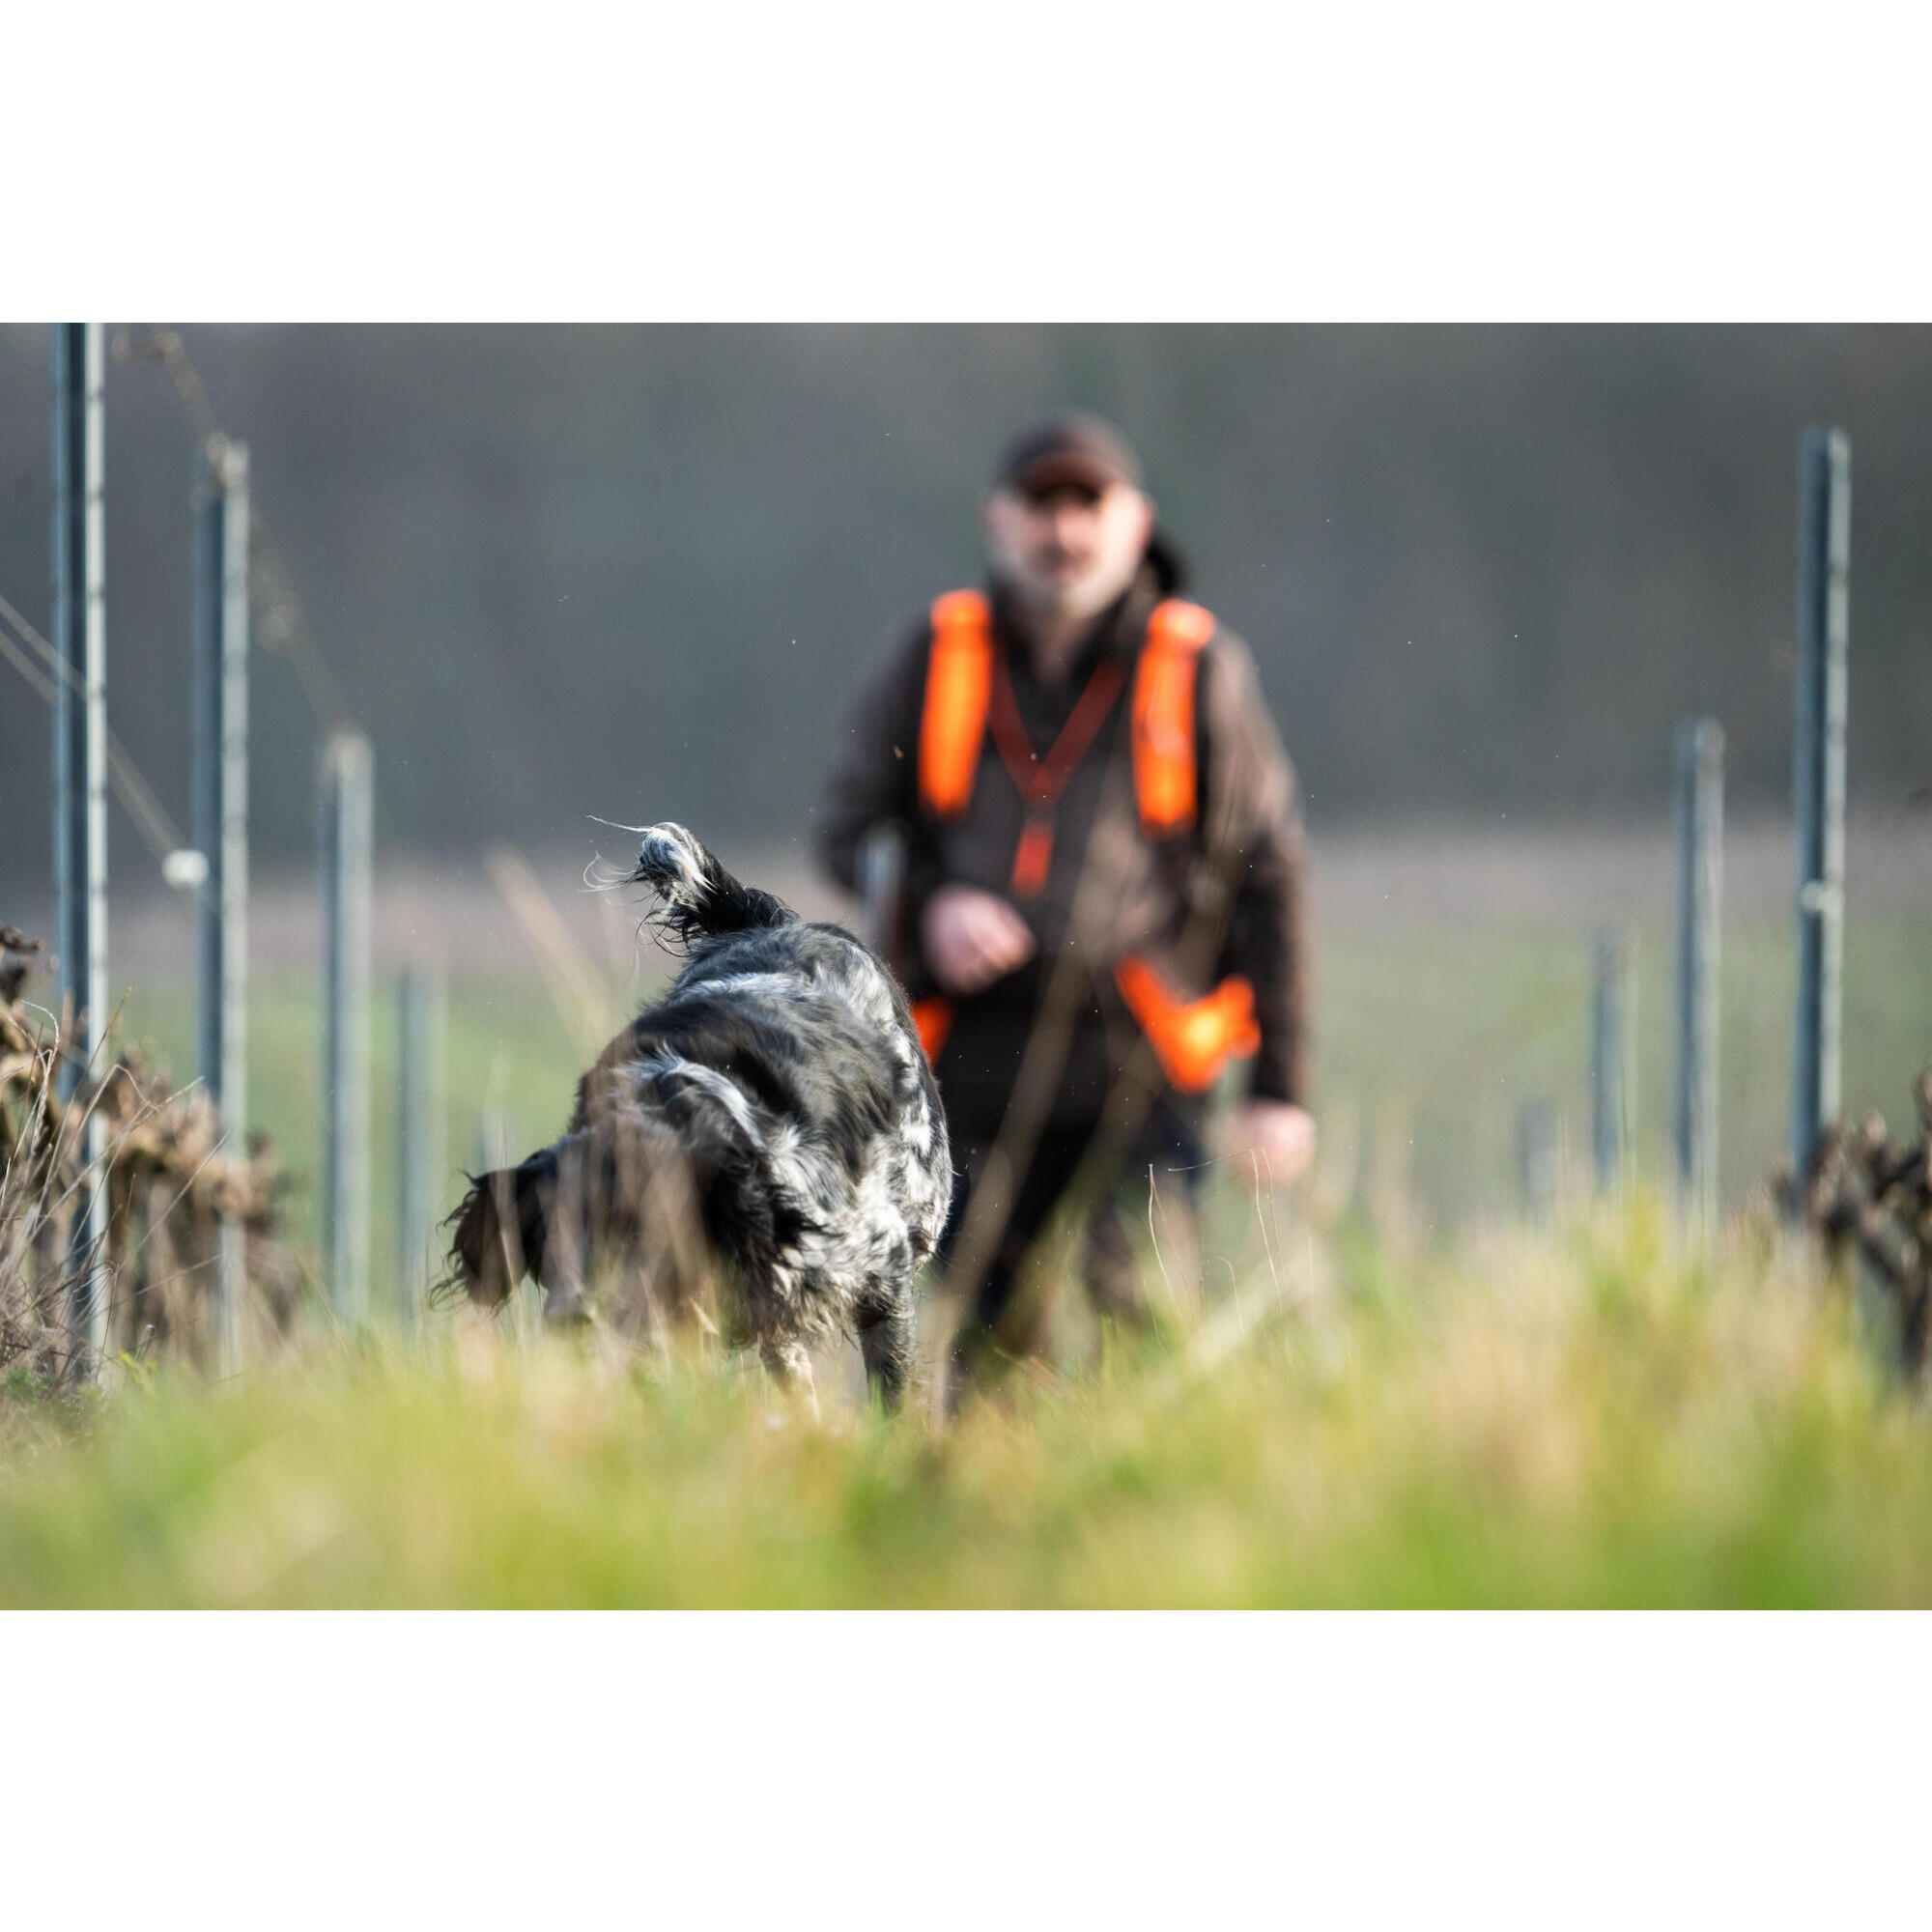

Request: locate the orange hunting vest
(908, 589), (1261, 1094)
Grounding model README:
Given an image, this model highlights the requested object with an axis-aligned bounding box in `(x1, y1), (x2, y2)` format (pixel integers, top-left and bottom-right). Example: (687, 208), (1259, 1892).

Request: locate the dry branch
(1784, 1066), (1932, 1374)
(1, 926), (300, 1377)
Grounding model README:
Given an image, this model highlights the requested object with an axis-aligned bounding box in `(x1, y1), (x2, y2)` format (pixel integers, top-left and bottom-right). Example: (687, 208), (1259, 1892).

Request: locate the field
(91, 819), (1932, 1271)
(4, 821), (1930, 1607)
(5, 1196), (1932, 1606)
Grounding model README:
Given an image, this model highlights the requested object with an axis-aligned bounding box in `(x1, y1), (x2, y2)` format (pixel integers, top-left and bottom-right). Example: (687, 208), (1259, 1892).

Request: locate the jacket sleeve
(812, 614), (931, 894)
(1197, 630), (1313, 1109)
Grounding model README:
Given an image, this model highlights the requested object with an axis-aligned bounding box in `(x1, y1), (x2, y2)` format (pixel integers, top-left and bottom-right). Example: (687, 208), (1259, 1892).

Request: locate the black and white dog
(447, 824), (951, 1410)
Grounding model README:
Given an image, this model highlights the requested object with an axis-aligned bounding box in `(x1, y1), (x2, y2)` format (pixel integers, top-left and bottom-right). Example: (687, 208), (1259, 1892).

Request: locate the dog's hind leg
(537, 1132), (615, 1327)
(856, 1283), (918, 1413)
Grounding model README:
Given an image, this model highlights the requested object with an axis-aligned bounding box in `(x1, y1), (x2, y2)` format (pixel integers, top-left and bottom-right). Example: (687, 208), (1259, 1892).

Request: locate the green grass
(112, 916), (1932, 1277)
(5, 1199), (1932, 1606)
(50, 903), (1928, 1607)
(1312, 912), (1932, 1230)
(116, 970), (596, 1298)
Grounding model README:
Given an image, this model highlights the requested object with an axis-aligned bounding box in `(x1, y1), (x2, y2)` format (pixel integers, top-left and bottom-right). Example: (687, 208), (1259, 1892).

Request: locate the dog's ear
(441, 1155), (554, 1307)
(442, 1173), (515, 1307)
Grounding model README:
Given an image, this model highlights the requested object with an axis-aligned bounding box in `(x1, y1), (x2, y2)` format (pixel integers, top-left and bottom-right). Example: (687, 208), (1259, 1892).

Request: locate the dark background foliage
(2, 325), (1927, 895)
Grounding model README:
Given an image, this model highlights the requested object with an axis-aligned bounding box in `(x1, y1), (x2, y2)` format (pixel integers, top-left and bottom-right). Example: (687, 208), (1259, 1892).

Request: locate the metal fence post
(396, 966), (446, 1322)
(194, 438), (250, 1371)
(855, 821), (907, 973)
(51, 323), (109, 1371)
(1517, 1097), (1559, 1224)
(320, 732), (373, 1325)
(1590, 928), (1631, 1195)
(1673, 719), (1724, 1232)
(1792, 427), (1851, 1184)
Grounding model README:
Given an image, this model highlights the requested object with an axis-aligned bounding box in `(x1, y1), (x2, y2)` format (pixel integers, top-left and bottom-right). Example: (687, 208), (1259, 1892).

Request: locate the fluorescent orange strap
(1131, 599), (1213, 835)
(918, 590), (994, 819)
(985, 646), (1126, 899)
(910, 997), (954, 1065)
(1114, 956), (1260, 1094)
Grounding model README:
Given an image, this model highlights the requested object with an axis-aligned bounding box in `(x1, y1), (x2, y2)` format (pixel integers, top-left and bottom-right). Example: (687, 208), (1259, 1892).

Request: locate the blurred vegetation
(4, 1197), (1932, 1606)
(4, 325), (1932, 890)
(103, 911), (1932, 1269)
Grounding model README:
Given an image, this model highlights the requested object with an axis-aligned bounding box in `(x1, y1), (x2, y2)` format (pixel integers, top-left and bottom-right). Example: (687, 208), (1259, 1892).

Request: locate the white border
(10, 3), (1932, 319)
(4, 1612), (1926, 1923)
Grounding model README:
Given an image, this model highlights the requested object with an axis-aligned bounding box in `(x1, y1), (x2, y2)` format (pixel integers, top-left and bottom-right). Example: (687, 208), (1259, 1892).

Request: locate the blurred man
(816, 412), (1313, 1403)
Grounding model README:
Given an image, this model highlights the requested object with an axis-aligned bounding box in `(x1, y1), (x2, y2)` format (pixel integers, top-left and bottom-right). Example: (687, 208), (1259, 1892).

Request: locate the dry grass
(5, 822), (1927, 1605)
(4, 1193), (1930, 1607)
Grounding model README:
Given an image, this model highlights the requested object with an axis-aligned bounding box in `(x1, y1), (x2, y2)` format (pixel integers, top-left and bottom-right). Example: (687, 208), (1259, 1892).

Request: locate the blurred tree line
(1, 325), (1927, 894)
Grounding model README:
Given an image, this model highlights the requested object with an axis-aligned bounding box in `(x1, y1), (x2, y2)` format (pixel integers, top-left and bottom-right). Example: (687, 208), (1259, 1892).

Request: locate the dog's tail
(440, 1145), (559, 1308)
(628, 822), (793, 951)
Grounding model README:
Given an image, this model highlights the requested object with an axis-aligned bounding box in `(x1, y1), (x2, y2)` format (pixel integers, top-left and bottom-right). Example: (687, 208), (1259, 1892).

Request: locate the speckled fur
(446, 823), (951, 1408)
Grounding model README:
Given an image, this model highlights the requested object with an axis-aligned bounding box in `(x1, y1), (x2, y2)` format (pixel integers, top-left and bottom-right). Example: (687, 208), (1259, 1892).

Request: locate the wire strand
(0, 588), (192, 867)
(0, 622), (56, 705)
(112, 325), (351, 729)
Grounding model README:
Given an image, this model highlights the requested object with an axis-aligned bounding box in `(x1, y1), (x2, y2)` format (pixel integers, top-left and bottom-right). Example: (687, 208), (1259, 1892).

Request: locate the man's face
(981, 480), (1155, 623)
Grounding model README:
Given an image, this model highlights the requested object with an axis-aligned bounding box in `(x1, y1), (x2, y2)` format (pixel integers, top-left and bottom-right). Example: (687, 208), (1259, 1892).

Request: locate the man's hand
(1218, 1101), (1318, 1184)
(921, 885), (1037, 996)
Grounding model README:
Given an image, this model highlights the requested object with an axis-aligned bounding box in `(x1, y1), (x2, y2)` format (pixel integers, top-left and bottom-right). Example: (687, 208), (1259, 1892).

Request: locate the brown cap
(993, 412), (1144, 497)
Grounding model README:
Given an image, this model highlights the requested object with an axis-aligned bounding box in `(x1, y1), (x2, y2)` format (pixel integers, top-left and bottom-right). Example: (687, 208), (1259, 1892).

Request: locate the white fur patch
(699, 971), (811, 1000)
(632, 1052), (764, 1147)
(634, 823), (709, 905)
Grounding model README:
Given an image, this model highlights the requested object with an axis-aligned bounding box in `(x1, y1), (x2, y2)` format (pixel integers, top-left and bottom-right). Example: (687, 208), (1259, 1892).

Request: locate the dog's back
(448, 824), (951, 1406)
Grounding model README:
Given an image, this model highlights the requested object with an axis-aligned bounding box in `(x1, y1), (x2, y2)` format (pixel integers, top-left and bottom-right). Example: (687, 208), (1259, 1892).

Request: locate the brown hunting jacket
(814, 551), (1312, 1138)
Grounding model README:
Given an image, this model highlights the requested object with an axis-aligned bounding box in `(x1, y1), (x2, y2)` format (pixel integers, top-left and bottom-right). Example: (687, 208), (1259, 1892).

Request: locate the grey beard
(991, 558), (1139, 627)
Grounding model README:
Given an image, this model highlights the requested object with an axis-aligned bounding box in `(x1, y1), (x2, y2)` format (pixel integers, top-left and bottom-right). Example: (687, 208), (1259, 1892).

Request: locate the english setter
(447, 824), (951, 1409)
